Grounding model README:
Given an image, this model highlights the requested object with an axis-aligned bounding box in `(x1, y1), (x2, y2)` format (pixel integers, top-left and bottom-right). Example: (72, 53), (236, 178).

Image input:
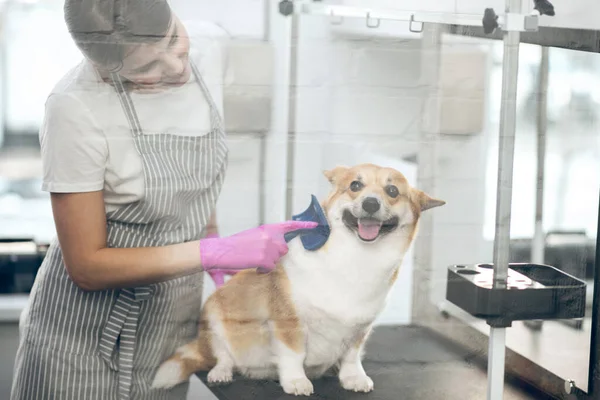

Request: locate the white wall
(291, 18), (424, 206)
(288, 19), (497, 323)
(283, 13), (428, 325)
(179, 1), (430, 325)
(416, 36), (494, 310)
(170, 0), (265, 38)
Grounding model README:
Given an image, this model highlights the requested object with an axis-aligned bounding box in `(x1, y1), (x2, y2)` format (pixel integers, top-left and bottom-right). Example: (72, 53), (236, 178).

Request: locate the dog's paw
(281, 377), (314, 396)
(207, 366), (233, 385)
(340, 374), (374, 392)
(151, 360), (185, 389)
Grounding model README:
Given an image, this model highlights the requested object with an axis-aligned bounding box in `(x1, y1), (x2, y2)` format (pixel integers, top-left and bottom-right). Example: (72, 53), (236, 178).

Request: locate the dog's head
(322, 163), (445, 244)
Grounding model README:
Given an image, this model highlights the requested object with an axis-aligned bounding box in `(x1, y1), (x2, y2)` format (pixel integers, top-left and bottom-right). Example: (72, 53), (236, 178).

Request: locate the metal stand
(487, 0), (523, 398)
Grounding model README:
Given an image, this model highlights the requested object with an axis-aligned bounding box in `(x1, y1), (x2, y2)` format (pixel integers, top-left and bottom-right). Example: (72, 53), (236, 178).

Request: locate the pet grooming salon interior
(0, 0), (599, 399)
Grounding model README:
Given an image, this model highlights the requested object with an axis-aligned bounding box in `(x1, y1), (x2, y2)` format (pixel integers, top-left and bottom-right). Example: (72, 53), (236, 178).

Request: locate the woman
(10, 1), (315, 399)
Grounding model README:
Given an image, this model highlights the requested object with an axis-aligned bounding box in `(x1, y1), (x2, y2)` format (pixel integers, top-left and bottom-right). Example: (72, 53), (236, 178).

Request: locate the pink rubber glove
(199, 221), (318, 274)
(204, 232), (231, 288)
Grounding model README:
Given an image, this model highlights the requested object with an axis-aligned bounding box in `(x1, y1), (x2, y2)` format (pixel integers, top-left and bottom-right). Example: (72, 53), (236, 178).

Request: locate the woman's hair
(64, 0), (173, 71)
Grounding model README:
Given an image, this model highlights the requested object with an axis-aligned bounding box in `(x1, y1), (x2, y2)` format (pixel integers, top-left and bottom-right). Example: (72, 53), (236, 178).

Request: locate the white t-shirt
(39, 21), (233, 213)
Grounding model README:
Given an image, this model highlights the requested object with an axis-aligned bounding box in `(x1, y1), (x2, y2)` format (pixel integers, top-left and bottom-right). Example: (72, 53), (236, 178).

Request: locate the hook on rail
(329, 9), (344, 25)
(408, 14), (423, 33)
(482, 8), (499, 34)
(278, 0), (294, 16)
(533, 0), (555, 16)
(366, 12), (380, 28)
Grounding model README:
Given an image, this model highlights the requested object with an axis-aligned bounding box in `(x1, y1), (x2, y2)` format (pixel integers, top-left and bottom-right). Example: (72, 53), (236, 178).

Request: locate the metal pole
(488, 0), (523, 398)
(263, 0), (271, 41)
(412, 22), (444, 324)
(531, 47), (549, 265)
(523, 47), (549, 331)
(266, 1), (294, 223)
(284, 12), (299, 220)
(488, 327), (507, 400)
(258, 0), (272, 225)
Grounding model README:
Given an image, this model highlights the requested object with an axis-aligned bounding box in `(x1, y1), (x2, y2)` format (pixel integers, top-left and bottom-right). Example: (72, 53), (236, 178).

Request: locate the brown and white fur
(151, 163), (445, 396)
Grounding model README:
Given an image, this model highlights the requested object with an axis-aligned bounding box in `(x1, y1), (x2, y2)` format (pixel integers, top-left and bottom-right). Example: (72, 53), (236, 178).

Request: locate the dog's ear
(414, 189), (446, 211)
(323, 166), (349, 186)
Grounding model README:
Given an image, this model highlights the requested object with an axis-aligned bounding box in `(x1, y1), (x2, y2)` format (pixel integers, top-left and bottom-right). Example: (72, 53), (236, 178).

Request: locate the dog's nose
(362, 197), (381, 214)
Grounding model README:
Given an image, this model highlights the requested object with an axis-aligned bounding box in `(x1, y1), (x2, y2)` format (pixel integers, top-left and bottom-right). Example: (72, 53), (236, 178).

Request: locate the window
(483, 42), (600, 241)
(2, 1), (82, 137)
(0, 1), (82, 242)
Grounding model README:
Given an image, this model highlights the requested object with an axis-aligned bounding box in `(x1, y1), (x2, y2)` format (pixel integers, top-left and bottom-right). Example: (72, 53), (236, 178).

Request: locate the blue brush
(283, 194), (331, 251)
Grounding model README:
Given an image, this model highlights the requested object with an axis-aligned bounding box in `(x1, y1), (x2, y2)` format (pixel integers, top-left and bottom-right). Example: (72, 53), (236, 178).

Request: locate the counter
(0, 294), (28, 322)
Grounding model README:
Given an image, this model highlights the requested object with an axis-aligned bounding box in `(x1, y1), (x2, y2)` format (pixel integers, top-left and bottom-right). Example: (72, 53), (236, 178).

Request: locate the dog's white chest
(282, 233), (403, 369)
(301, 307), (368, 369)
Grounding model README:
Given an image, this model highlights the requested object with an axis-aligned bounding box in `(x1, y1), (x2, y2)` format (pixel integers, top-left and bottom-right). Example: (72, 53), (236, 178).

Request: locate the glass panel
(432, 37), (599, 394)
(0, 0), (597, 398)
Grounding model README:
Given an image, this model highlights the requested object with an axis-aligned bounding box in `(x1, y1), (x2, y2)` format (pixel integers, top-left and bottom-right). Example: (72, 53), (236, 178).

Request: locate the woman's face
(118, 15), (191, 91)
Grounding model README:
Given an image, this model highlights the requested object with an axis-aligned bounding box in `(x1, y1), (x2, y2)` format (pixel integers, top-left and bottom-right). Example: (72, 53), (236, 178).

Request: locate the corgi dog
(152, 163), (445, 396)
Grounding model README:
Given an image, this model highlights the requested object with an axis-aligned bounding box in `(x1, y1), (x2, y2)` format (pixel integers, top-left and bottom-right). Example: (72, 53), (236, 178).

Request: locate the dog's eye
(385, 185), (399, 198)
(349, 181), (364, 192)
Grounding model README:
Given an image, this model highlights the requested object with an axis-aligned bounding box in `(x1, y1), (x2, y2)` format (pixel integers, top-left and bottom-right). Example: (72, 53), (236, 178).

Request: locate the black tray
(446, 263), (586, 326)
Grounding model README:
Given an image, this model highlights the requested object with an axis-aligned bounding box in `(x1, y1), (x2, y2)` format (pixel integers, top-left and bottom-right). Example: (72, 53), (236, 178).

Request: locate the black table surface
(196, 325), (550, 400)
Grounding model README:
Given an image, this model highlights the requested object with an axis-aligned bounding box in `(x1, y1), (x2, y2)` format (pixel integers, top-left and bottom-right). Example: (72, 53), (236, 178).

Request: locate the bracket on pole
(279, 0), (294, 16)
(482, 8), (499, 34)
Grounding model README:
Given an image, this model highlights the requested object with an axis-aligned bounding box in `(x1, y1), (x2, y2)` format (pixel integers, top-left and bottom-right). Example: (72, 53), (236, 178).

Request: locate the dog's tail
(151, 335), (215, 390)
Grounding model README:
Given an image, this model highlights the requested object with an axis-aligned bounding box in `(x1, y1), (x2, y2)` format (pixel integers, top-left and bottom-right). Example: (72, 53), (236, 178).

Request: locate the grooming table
(196, 325), (547, 400)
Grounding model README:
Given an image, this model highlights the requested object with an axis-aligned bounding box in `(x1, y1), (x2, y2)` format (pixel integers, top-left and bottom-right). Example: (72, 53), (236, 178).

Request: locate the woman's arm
(52, 191), (202, 291)
(51, 192), (316, 292)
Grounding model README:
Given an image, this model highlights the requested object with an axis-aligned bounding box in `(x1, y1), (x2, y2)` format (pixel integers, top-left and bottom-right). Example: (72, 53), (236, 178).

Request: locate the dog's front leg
(270, 319), (313, 396)
(338, 328), (374, 393)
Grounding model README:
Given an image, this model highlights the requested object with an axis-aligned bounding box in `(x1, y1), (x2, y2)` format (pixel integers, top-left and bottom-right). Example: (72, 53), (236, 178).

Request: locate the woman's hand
(199, 221), (318, 274)
(203, 211), (234, 288)
(204, 232), (230, 288)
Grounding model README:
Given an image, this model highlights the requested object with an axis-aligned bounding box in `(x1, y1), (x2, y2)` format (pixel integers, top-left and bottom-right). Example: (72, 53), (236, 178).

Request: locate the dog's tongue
(358, 219), (382, 241)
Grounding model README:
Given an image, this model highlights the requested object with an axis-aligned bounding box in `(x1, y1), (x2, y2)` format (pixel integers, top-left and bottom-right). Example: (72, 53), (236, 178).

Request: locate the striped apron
(11, 61), (228, 400)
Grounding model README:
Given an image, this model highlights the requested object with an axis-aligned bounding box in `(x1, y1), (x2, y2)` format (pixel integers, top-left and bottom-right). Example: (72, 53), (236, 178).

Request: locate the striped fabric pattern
(11, 61), (228, 400)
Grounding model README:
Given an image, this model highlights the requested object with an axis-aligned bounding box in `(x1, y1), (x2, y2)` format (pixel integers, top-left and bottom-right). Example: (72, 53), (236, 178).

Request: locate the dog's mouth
(342, 210), (400, 242)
